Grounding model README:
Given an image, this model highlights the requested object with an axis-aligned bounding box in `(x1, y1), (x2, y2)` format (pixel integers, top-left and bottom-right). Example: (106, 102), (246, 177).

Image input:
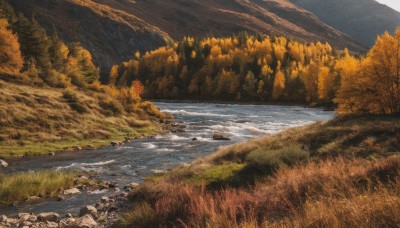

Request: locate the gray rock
(64, 188), (81, 195)
(46, 221), (59, 227)
(100, 196), (109, 203)
(79, 205), (98, 219)
(26, 196), (40, 202)
(57, 195), (65, 201)
(60, 217), (76, 227)
(27, 215), (37, 222)
(124, 182), (139, 189)
(0, 159), (8, 167)
(37, 212), (60, 222)
(74, 214), (97, 228)
(18, 213), (30, 221)
(21, 221), (32, 226)
(192, 137), (198, 141)
(212, 134), (231, 141)
(0, 215), (7, 222)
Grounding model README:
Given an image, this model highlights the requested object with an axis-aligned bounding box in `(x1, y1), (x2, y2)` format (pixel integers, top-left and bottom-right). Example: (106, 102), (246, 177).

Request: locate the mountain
(9, 0), (365, 77)
(290, 0), (400, 46)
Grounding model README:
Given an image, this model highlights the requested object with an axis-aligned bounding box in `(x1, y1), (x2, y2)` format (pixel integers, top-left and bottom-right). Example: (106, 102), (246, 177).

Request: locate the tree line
(110, 31), (400, 115)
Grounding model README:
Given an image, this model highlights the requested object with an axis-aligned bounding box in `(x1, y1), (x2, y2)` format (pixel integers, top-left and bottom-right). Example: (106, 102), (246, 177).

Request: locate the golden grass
(121, 156), (400, 227)
(0, 80), (162, 157)
(0, 170), (79, 206)
(120, 116), (400, 227)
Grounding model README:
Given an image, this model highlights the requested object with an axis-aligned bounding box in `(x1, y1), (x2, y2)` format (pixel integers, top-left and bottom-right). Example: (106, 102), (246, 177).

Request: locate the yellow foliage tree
(272, 70), (286, 100)
(336, 29), (400, 114)
(0, 18), (23, 73)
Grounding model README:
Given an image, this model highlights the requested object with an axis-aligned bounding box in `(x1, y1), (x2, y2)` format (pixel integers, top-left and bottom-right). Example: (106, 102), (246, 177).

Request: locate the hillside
(0, 77), (165, 158)
(9, 0), (365, 77)
(290, 0), (400, 46)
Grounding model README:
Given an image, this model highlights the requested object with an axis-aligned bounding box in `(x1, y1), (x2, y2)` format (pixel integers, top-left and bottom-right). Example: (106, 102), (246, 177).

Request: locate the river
(1, 102), (334, 216)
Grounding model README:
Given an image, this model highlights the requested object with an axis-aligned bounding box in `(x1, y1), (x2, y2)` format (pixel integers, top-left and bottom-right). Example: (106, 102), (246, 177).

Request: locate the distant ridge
(290, 0), (400, 46)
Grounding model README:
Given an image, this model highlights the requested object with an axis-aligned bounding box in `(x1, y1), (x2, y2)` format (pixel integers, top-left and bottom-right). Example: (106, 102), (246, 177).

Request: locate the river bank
(0, 102), (334, 227)
(119, 114), (400, 227)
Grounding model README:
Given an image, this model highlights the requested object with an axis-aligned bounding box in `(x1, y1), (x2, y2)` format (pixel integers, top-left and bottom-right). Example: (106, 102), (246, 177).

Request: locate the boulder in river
(0, 159), (8, 167)
(74, 214), (97, 228)
(192, 137), (198, 141)
(64, 188), (81, 195)
(212, 134), (231, 141)
(79, 205), (98, 219)
(37, 212), (60, 222)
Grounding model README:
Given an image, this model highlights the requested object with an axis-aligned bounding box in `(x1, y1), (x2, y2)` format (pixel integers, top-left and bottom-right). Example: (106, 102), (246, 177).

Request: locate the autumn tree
(67, 43), (100, 85)
(0, 18), (23, 72)
(335, 29), (400, 114)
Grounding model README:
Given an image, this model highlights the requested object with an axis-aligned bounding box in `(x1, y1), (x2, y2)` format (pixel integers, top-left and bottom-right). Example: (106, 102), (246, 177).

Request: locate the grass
(0, 80), (164, 158)
(118, 115), (400, 227)
(0, 170), (84, 206)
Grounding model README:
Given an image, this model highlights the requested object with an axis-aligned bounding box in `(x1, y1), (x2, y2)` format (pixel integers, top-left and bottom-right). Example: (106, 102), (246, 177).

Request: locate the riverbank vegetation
(118, 28), (400, 227)
(120, 115), (400, 227)
(0, 1), (168, 157)
(0, 170), (85, 206)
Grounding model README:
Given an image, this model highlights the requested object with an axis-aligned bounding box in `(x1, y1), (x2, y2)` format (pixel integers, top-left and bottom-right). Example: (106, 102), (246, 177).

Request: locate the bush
(99, 98), (124, 116)
(246, 145), (309, 174)
(44, 69), (71, 88)
(62, 90), (87, 113)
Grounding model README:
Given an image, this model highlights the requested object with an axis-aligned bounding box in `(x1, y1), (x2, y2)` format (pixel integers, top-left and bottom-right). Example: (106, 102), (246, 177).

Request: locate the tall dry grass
(121, 156), (400, 227)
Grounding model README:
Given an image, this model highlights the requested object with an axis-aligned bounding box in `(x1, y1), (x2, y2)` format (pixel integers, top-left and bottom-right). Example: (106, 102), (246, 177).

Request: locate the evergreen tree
(13, 13), (50, 70)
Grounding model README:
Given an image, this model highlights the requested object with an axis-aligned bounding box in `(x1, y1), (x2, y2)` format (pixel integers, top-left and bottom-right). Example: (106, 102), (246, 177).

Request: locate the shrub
(44, 69), (71, 88)
(62, 90), (87, 113)
(99, 98), (124, 116)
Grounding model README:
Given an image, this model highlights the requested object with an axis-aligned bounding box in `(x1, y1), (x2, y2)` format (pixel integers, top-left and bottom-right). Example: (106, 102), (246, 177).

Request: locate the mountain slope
(290, 0), (400, 46)
(92, 0), (364, 50)
(9, 0), (365, 77)
(9, 0), (170, 80)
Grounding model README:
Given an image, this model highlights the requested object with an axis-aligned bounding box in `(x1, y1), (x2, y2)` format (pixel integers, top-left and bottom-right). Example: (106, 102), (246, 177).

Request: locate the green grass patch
(185, 163), (245, 188)
(246, 145), (309, 174)
(0, 125), (160, 158)
(0, 170), (79, 206)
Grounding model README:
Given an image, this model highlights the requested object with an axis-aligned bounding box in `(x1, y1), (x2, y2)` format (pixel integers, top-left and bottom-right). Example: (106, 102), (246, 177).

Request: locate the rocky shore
(0, 180), (138, 228)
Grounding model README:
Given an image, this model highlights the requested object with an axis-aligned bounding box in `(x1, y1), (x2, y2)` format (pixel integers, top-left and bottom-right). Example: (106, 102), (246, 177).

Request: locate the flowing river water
(1, 102), (334, 216)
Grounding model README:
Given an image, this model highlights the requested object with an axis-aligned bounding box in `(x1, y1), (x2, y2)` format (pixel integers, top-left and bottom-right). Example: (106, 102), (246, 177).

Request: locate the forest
(111, 31), (400, 115)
